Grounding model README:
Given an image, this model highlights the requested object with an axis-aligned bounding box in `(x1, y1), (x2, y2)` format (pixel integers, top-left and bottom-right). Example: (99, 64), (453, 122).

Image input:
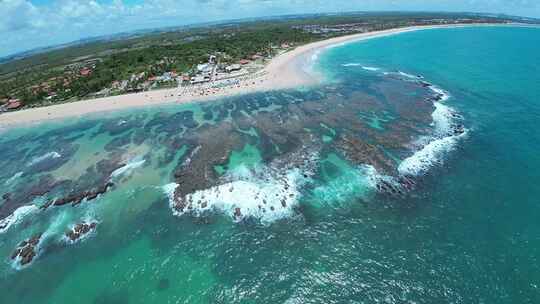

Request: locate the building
(239, 59), (250, 65)
(225, 64), (242, 73)
(80, 68), (92, 77)
(190, 75), (210, 85)
(6, 99), (23, 110)
(197, 63), (213, 75)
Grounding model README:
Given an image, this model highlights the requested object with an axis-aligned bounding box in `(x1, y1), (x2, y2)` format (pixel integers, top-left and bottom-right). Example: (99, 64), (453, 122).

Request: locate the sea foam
(398, 132), (465, 176)
(110, 156), (146, 178)
(398, 93), (467, 176)
(398, 71), (422, 79)
(27, 151), (61, 166)
(0, 205), (38, 234)
(362, 66), (380, 71)
(4, 171), (23, 185)
(341, 63), (381, 71)
(165, 153), (317, 224)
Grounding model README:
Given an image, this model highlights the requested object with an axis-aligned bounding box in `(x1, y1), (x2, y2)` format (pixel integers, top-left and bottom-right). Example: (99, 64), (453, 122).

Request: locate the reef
(66, 222), (97, 242)
(11, 234), (42, 266)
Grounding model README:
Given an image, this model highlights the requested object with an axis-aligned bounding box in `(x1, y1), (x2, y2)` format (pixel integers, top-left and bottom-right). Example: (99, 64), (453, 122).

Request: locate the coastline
(0, 23), (514, 128)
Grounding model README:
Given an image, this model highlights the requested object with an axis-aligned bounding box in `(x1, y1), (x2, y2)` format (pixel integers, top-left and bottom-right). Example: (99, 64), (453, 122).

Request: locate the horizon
(0, 10), (526, 60)
(1, 0), (540, 58)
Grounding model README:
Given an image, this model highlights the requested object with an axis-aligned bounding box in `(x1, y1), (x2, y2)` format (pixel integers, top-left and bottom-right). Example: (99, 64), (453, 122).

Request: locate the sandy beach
(0, 23), (504, 128)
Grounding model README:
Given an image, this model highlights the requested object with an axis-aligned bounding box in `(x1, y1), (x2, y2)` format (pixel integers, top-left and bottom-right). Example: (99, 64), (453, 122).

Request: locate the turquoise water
(1, 26), (540, 303)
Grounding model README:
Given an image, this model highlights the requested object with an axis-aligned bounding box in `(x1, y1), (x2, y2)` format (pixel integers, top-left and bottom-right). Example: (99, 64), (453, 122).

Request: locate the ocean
(0, 26), (539, 303)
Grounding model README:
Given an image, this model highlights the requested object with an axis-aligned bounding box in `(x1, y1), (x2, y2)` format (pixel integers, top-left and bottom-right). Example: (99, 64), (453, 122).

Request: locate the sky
(0, 0), (539, 57)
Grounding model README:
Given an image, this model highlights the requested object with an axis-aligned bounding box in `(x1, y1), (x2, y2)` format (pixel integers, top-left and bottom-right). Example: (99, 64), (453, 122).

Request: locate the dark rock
(66, 222), (97, 242)
(11, 233), (42, 266)
(47, 182), (114, 209)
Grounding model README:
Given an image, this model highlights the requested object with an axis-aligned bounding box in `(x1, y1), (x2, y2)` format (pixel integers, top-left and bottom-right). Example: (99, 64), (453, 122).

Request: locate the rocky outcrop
(41, 182), (114, 209)
(0, 175), (61, 221)
(66, 222), (97, 242)
(11, 234), (42, 266)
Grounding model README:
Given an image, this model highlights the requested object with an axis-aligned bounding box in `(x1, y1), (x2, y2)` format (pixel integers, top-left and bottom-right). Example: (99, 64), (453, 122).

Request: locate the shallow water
(1, 26), (539, 303)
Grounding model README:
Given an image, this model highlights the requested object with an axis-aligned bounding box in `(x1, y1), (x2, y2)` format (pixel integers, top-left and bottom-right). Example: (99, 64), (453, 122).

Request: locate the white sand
(0, 23), (503, 128)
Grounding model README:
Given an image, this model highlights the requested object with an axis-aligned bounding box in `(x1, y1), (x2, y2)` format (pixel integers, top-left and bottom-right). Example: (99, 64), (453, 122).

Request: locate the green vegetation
(0, 12), (518, 110)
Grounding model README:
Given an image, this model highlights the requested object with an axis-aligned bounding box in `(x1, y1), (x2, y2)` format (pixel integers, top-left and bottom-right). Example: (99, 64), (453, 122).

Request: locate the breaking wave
(398, 71), (422, 79)
(341, 63), (381, 71)
(0, 205), (38, 234)
(110, 156), (146, 178)
(428, 84), (450, 102)
(397, 79), (467, 176)
(342, 63), (362, 67)
(27, 151), (61, 166)
(164, 154), (318, 224)
(362, 66), (380, 71)
(4, 171), (23, 185)
(398, 132), (466, 176)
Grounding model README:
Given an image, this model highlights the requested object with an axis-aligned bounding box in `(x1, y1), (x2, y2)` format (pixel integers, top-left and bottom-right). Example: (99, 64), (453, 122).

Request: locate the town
(0, 13), (517, 112)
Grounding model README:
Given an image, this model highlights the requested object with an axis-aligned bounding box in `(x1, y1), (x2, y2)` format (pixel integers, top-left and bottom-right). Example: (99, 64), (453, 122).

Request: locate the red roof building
(6, 99), (23, 110)
(239, 59), (250, 65)
(80, 68), (92, 77)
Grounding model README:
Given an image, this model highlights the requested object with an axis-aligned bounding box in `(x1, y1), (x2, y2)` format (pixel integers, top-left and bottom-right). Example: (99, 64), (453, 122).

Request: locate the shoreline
(0, 23), (518, 128)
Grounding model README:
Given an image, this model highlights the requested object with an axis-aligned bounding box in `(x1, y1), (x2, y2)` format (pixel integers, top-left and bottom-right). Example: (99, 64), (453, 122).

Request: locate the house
(80, 67), (92, 77)
(226, 64), (242, 73)
(6, 99), (23, 110)
(239, 59), (250, 65)
(197, 63), (213, 75)
(190, 75), (210, 85)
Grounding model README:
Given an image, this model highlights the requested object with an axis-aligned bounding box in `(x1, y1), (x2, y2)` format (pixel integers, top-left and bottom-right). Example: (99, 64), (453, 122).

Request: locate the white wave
(27, 151), (61, 166)
(431, 102), (455, 136)
(326, 42), (346, 50)
(398, 71), (421, 79)
(0, 205), (38, 234)
(398, 132), (466, 176)
(4, 171), (23, 185)
(362, 66), (380, 71)
(310, 50), (320, 62)
(165, 153), (317, 224)
(341, 63), (380, 71)
(110, 156), (146, 178)
(342, 63), (362, 67)
(429, 85), (450, 102)
(399, 99), (467, 176)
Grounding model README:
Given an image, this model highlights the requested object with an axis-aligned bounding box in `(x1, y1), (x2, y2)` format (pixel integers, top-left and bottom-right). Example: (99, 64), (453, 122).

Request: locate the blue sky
(1, 0), (539, 58)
